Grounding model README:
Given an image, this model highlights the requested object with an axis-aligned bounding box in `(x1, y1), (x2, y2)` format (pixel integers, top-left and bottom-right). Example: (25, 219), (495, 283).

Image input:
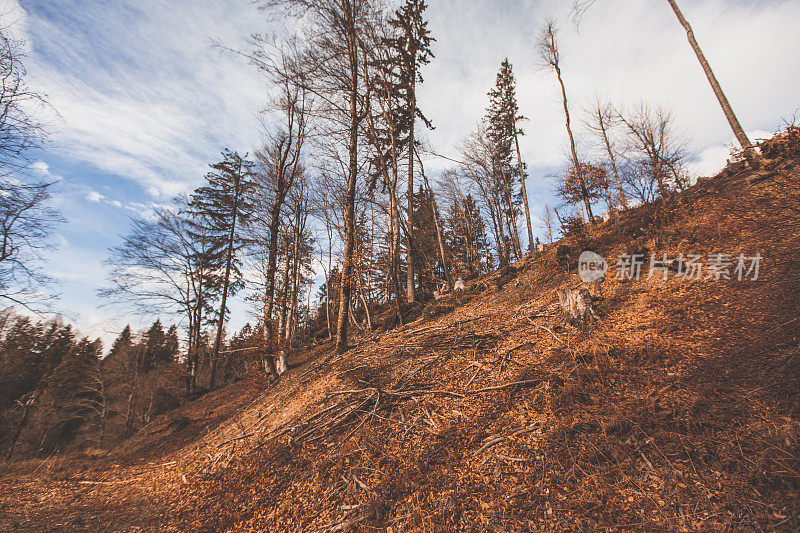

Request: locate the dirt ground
(2, 151), (800, 531)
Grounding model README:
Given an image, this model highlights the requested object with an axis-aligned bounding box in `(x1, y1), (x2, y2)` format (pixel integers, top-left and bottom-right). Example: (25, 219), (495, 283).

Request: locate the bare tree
(616, 103), (687, 199)
(585, 98), (627, 210)
(0, 32), (61, 310)
(665, 0), (753, 155)
(101, 198), (215, 394)
(361, 14), (408, 309)
(250, 73), (308, 376)
(460, 125), (510, 268)
(257, 0), (375, 354)
(0, 180), (62, 309)
(0, 33), (50, 174)
(415, 147), (451, 290)
(539, 21), (595, 223)
(189, 151), (255, 390)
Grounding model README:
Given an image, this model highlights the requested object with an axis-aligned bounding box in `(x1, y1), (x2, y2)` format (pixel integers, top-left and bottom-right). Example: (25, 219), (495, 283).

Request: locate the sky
(3, 0), (798, 348)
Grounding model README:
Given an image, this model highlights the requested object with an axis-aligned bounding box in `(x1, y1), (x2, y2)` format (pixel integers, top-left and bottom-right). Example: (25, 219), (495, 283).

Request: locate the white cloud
(418, 0), (800, 182)
(16, 0), (269, 198)
(30, 160), (50, 174)
(86, 190), (105, 202)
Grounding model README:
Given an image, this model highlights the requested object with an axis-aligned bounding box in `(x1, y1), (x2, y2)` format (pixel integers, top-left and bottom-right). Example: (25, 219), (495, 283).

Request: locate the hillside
(2, 140), (800, 531)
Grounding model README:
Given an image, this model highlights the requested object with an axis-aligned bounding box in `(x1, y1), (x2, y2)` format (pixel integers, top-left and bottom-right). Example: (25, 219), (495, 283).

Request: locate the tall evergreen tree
(486, 59), (534, 251)
(189, 150), (255, 389)
(388, 0), (434, 304)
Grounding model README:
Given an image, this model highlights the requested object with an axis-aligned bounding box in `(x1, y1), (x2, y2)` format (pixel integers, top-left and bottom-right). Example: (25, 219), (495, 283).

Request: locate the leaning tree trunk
(358, 279), (373, 331)
(667, 0), (753, 153)
(405, 50), (418, 304)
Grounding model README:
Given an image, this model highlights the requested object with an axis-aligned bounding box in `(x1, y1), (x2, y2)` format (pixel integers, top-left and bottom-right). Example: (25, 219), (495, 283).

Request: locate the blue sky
(4, 0), (799, 347)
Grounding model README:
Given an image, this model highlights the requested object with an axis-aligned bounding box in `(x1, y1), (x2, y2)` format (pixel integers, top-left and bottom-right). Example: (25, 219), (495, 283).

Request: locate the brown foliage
(4, 140), (800, 531)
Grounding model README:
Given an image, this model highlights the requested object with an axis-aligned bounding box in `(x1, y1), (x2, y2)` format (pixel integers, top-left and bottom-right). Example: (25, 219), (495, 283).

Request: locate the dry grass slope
(2, 133), (800, 532)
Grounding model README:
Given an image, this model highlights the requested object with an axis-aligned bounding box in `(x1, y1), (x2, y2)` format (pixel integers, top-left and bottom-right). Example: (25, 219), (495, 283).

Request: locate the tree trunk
(666, 0), (752, 152)
(596, 105), (627, 209)
(335, 12), (359, 354)
(261, 201), (283, 376)
(97, 367), (106, 447)
(487, 190), (507, 268)
(358, 279), (372, 331)
(277, 240), (292, 340)
(406, 57), (417, 304)
(554, 63), (594, 223)
(553, 206), (567, 234)
(325, 222), (333, 339)
(513, 130), (534, 251)
(498, 163), (522, 259)
(5, 389), (40, 460)
(388, 183), (404, 303)
(284, 218), (301, 343)
(124, 346), (143, 438)
(188, 271), (204, 395)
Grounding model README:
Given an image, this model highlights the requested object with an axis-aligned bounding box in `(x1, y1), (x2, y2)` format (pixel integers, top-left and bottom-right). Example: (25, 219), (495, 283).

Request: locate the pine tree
(486, 59), (534, 251)
(2, 316), (74, 459)
(38, 338), (104, 451)
(445, 194), (488, 279)
(189, 149), (255, 389)
(388, 0), (434, 304)
(409, 186), (444, 292)
(142, 319), (165, 371)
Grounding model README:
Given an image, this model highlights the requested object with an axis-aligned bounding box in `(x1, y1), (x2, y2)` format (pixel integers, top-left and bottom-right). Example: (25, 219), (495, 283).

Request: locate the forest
(0, 0), (775, 458)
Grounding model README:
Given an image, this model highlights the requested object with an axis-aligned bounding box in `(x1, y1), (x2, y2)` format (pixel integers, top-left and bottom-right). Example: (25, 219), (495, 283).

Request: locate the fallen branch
(474, 436), (507, 455)
(526, 317), (566, 345)
(406, 314), (488, 337)
(474, 423), (541, 456)
(470, 379), (541, 394)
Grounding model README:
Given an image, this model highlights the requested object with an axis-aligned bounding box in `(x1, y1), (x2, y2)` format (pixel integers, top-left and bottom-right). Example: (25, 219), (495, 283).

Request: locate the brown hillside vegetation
(3, 138), (800, 531)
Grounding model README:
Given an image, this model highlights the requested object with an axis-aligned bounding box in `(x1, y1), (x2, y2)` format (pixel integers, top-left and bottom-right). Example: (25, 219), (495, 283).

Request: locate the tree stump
(555, 288), (598, 327)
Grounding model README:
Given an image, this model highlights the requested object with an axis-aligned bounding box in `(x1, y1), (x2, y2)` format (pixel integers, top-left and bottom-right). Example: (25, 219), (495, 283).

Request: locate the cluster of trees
(0, 0), (762, 454)
(0, 310), (187, 458)
(102, 0), (758, 391)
